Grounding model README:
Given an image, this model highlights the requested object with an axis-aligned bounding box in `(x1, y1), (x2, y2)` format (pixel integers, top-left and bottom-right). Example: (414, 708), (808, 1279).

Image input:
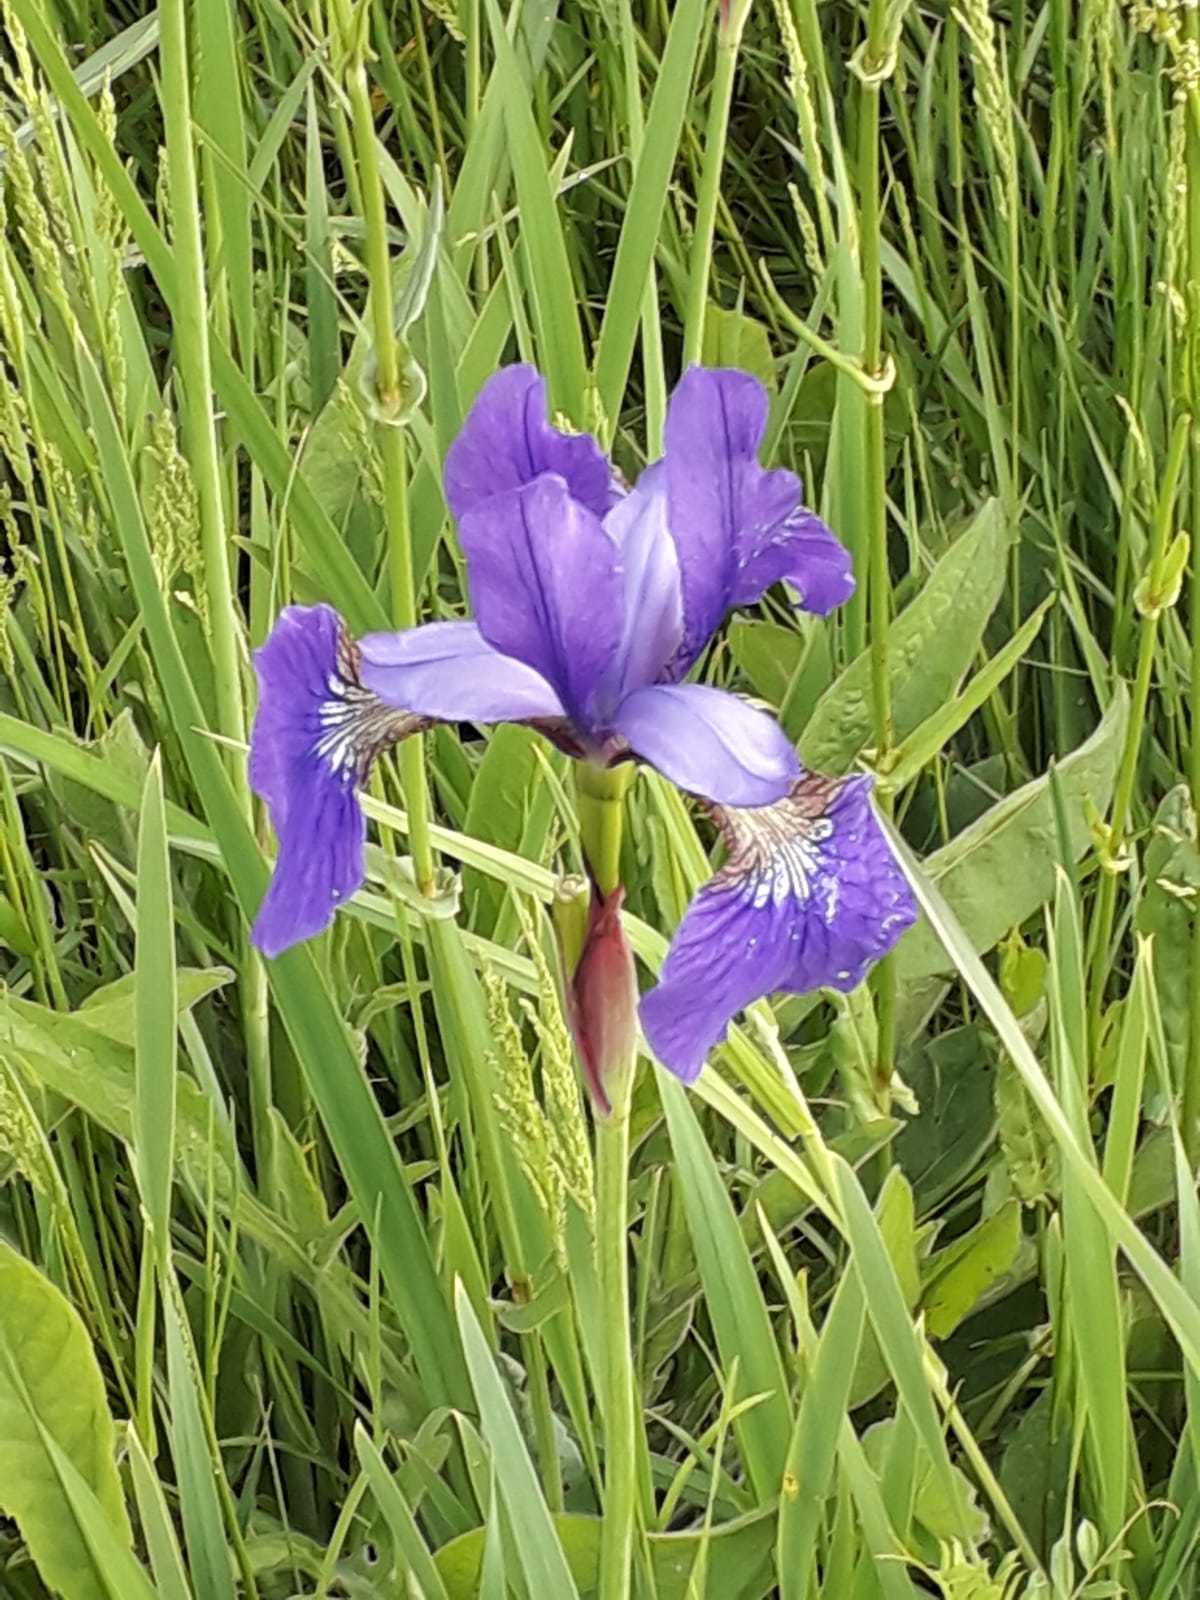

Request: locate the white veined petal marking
(311, 633), (425, 785)
(711, 774), (843, 915)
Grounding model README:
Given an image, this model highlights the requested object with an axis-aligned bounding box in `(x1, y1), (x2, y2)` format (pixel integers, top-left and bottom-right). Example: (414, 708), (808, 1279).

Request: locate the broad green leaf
(0, 1241), (133, 1600)
(79, 967), (233, 1046)
(39, 1435), (159, 1600)
(801, 499), (1010, 771)
(920, 1200), (1022, 1339)
(893, 1025), (999, 1206)
(896, 687), (1128, 980)
(727, 619), (805, 708)
(462, 724), (542, 932)
(998, 1391), (1070, 1561)
(862, 1418), (990, 1545)
(0, 992), (240, 1193)
(701, 306), (777, 393)
(880, 593), (1054, 792)
(1135, 786), (1200, 1091)
(434, 1507), (777, 1600)
(45, 707), (149, 852)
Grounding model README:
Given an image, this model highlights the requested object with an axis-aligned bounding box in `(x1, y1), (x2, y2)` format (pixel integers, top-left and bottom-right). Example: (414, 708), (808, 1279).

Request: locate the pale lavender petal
(663, 367), (855, 670)
(457, 474), (623, 729)
(639, 773), (917, 1082)
(444, 365), (617, 522)
(248, 605), (422, 957)
(593, 465), (684, 716)
(613, 683), (800, 807)
(359, 620), (565, 722)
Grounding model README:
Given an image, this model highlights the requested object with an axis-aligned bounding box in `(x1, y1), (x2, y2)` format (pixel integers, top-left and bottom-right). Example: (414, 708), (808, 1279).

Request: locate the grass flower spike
(249, 365), (915, 1080)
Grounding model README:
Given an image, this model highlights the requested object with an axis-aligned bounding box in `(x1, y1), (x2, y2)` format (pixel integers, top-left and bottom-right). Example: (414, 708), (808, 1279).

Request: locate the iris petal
(359, 620), (565, 722)
(248, 605), (422, 957)
(663, 367), (854, 672)
(613, 683), (800, 807)
(444, 365), (618, 522)
(639, 773), (917, 1082)
(457, 474), (624, 732)
(594, 465), (684, 715)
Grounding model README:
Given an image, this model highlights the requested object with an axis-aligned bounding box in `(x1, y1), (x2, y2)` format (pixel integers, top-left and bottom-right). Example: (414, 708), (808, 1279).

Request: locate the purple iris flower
(248, 364), (916, 1081)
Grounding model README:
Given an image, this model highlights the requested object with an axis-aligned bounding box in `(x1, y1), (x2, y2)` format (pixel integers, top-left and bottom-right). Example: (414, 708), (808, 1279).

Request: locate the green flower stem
(338, 9), (437, 894)
(596, 1049), (637, 1600)
(573, 759), (639, 1595)
(681, 0), (751, 369)
(577, 762), (634, 896)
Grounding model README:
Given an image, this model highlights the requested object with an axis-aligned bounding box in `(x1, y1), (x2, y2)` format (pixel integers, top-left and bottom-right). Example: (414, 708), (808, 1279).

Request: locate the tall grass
(0, 0), (1199, 1595)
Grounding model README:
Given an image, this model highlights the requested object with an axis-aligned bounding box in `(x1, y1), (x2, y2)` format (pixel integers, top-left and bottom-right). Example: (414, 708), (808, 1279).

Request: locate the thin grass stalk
(617, 0), (667, 452)
(1090, 413), (1190, 1046)
(1182, 28), (1200, 1160)
(157, 0), (284, 1182)
(681, 0), (750, 368)
(334, 0), (437, 894)
(157, 0), (246, 775)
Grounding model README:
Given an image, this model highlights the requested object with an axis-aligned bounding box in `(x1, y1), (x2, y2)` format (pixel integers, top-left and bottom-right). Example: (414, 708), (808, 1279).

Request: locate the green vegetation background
(0, 0), (1197, 1595)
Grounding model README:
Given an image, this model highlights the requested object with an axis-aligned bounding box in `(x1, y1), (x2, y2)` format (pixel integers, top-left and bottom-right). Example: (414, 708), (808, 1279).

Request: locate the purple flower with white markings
(248, 364), (916, 1080)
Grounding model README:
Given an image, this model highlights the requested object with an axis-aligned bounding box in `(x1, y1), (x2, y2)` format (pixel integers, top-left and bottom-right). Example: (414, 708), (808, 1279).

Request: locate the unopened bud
(561, 883), (638, 1116)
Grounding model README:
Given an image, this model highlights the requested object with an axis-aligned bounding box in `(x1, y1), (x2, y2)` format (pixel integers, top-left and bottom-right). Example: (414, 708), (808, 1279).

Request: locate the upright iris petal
(444, 365), (618, 522)
(248, 605), (424, 957)
(662, 367), (855, 673)
(639, 773), (917, 1082)
(593, 466), (683, 715)
(455, 474), (626, 732)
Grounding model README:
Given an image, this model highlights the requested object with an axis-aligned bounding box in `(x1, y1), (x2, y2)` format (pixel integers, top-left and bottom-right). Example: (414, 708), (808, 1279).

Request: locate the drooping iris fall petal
(639, 773), (917, 1082)
(248, 605), (423, 957)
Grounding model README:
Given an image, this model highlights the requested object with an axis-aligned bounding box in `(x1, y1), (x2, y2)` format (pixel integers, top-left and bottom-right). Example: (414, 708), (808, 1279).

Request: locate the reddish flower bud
(564, 884), (638, 1116)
